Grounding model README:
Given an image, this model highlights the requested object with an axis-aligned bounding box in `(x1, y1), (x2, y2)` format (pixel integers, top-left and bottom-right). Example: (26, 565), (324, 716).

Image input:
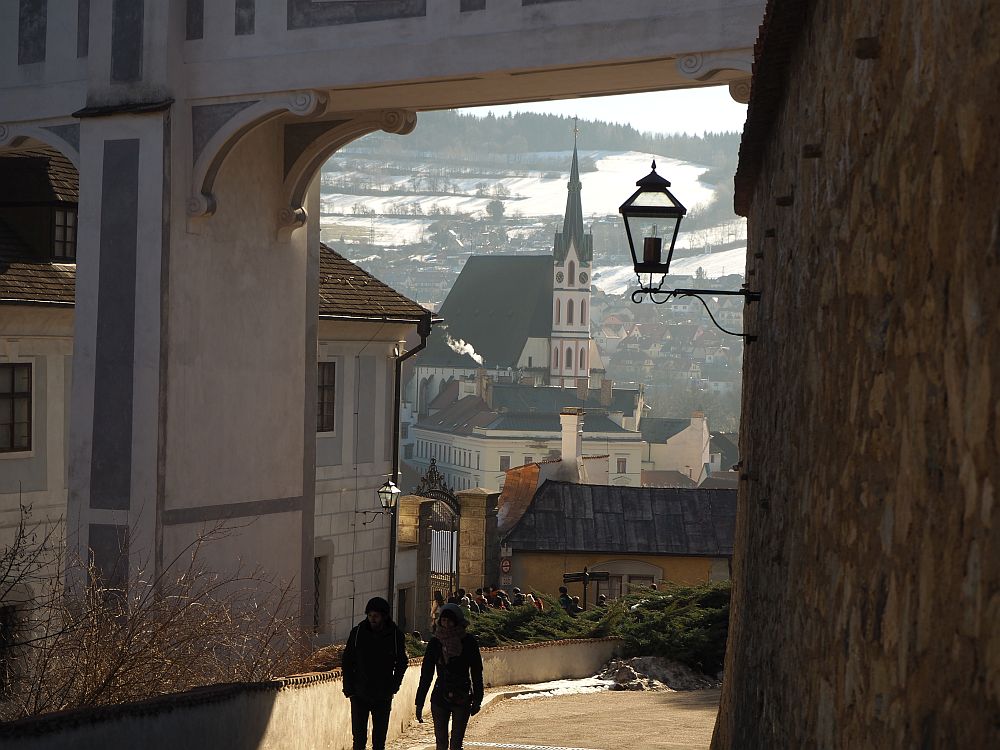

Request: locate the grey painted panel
(77, 0), (90, 57)
(186, 0), (203, 40)
(384, 356), (392, 461)
(110, 0), (143, 83)
(90, 139), (139, 511)
(191, 101), (257, 165)
(163, 496), (303, 525)
(88, 523), (128, 588)
(287, 0), (425, 30)
(0, 356), (47, 494)
(356, 356), (375, 464)
(18, 0), (47, 65)
(42, 124), (81, 153)
(315, 355), (344, 467)
(235, 0), (255, 35)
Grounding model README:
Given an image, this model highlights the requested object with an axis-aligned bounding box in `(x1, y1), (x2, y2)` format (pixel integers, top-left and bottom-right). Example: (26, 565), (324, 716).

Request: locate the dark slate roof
(0, 221), (75, 305)
(487, 412), (633, 434)
(553, 143), (593, 264)
(318, 243), (433, 322)
(0, 147), (78, 203)
(419, 255), (554, 368)
(641, 417), (691, 444)
(491, 382), (640, 418)
(711, 432), (740, 470)
(416, 395), (496, 435)
(504, 481), (736, 556)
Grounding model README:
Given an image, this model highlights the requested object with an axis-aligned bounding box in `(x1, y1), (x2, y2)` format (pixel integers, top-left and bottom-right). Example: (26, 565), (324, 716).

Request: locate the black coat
(415, 634), (484, 709)
(342, 619), (408, 702)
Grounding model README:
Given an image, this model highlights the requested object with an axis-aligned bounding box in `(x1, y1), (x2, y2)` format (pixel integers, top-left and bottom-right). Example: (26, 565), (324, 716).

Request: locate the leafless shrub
(0, 511), (310, 722)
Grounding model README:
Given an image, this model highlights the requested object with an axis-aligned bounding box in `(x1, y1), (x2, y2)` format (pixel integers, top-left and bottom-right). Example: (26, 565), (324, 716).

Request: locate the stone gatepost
(457, 488), (489, 592)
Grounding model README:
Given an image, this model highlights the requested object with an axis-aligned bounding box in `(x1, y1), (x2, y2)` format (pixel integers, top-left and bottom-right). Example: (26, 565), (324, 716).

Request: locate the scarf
(437, 623), (466, 662)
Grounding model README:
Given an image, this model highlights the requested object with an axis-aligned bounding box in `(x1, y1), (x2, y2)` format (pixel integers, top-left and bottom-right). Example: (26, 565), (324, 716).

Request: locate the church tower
(550, 132), (594, 388)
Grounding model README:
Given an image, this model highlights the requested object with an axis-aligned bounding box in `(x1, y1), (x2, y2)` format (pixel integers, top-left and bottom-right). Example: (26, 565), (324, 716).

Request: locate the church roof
(553, 143), (593, 264)
(504, 481), (736, 556)
(419, 255), (554, 368)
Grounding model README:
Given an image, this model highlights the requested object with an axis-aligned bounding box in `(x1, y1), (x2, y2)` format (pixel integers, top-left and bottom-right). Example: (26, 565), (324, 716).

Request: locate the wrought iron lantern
(619, 160), (687, 285)
(619, 161), (761, 340)
(376, 479), (401, 511)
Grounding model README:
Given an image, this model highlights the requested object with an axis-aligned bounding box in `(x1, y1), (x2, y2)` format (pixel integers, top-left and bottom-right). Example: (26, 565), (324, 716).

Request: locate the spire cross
(573, 116), (579, 144)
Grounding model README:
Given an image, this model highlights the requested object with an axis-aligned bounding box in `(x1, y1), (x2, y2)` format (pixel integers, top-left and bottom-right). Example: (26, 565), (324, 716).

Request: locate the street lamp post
(376, 479), (401, 615)
(620, 161), (761, 340)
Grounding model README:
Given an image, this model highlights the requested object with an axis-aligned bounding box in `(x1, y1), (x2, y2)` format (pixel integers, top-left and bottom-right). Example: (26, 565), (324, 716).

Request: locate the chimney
(560, 407), (584, 464)
(576, 378), (589, 402)
(600, 379), (613, 407)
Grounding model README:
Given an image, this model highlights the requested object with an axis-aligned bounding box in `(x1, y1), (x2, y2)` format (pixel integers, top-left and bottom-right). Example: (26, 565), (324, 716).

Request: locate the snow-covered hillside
(319, 148), (746, 289)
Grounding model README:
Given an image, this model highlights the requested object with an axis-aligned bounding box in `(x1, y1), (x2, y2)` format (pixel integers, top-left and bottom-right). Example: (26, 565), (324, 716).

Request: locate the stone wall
(715, 0), (1000, 747)
(0, 638), (621, 750)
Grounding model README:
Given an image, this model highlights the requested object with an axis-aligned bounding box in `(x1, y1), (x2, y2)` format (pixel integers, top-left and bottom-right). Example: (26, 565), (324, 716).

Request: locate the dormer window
(53, 209), (77, 260)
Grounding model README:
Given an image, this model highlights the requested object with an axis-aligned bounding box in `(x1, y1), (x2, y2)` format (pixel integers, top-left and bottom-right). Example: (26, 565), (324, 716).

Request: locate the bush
(461, 583), (730, 675)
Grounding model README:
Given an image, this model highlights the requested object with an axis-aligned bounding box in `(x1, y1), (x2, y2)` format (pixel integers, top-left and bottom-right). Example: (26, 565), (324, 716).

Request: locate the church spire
(559, 121), (587, 260)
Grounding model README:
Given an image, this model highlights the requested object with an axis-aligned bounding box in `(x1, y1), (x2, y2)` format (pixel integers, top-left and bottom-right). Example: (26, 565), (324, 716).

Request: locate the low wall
(0, 638), (621, 750)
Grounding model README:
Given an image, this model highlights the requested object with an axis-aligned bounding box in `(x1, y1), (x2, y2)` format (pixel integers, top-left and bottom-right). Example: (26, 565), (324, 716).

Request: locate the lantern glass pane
(630, 190), (675, 209)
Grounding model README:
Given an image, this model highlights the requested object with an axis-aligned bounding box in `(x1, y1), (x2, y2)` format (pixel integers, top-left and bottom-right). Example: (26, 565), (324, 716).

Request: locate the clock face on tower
(555, 271), (564, 283)
(579, 272), (588, 284)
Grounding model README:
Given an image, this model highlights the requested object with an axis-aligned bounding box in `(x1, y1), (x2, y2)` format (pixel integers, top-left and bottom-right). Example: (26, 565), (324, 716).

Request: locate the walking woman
(415, 603), (484, 750)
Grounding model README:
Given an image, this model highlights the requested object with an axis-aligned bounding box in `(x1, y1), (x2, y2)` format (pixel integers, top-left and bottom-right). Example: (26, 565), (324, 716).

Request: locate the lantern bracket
(631, 277), (761, 342)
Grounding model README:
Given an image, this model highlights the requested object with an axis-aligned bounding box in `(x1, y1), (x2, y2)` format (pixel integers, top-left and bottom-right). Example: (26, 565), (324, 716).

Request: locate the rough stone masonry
(714, 0), (1000, 747)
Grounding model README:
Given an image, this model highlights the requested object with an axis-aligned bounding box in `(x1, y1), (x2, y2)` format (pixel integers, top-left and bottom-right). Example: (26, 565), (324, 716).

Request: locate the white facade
(642, 413), (712, 483)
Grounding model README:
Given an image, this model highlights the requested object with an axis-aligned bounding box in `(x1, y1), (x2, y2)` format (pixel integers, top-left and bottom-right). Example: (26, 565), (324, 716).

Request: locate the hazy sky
(461, 86), (748, 137)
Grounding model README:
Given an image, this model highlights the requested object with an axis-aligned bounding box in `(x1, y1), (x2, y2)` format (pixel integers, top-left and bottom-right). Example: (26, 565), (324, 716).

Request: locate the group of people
(431, 585), (544, 624)
(343, 596), (483, 750)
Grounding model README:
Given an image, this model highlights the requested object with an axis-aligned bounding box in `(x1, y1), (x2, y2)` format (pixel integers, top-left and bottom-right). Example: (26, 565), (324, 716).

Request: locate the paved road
(387, 689), (720, 750)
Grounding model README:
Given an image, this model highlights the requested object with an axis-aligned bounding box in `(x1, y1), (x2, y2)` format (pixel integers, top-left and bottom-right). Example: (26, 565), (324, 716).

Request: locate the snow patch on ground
(509, 677), (613, 700)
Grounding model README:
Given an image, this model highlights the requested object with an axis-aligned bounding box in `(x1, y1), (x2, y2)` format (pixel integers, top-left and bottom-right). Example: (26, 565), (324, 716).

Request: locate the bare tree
(0, 511), (309, 722)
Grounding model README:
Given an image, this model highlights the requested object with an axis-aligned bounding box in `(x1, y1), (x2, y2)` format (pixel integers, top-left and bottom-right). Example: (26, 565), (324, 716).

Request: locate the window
(616, 458), (627, 474)
(499, 455), (511, 471)
(553, 348), (559, 370)
(628, 575), (655, 591)
(568, 261), (576, 286)
(567, 300), (574, 325)
(579, 348), (586, 369)
(0, 364), (31, 452)
(317, 362), (336, 432)
(565, 347), (572, 370)
(523, 455), (533, 465)
(401, 422), (409, 439)
(597, 575), (623, 600)
(53, 209), (77, 260)
(556, 299), (561, 324)
(581, 300), (587, 324)
(404, 444), (413, 459)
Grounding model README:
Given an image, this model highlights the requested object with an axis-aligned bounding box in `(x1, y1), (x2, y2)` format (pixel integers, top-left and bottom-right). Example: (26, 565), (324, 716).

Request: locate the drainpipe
(388, 312), (433, 616)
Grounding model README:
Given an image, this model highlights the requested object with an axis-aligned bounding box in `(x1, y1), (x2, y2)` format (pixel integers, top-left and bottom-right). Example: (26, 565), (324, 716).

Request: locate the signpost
(562, 566), (609, 611)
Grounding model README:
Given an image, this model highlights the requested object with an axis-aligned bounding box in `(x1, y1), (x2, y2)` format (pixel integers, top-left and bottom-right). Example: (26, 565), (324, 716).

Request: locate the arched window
(567, 299), (574, 325)
(580, 348), (586, 369)
(556, 299), (561, 324)
(565, 347), (573, 370)
(553, 347), (559, 370)
(568, 261), (576, 286)
(581, 300), (587, 325)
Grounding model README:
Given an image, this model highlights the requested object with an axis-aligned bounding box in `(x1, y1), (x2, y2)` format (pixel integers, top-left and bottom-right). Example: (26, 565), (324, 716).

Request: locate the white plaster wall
(644, 418), (711, 481)
(0, 308), (73, 586)
(2, 638), (623, 750)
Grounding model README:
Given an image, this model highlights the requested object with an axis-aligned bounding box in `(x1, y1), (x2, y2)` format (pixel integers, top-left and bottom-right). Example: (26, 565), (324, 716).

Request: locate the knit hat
(438, 602), (467, 625)
(365, 597), (391, 616)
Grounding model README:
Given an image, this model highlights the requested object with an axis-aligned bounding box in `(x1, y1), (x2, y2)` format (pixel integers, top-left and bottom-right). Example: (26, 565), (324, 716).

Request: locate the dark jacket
(415, 634), (484, 710)
(342, 619), (408, 702)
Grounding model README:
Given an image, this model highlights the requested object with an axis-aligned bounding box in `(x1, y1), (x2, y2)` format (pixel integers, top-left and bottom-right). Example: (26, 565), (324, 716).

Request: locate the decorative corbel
(275, 108), (417, 238)
(187, 90), (328, 218)
(676, 50), (754, 80)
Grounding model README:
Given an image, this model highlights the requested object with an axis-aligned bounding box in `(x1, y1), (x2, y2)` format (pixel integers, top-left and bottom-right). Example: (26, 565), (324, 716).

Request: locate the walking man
(342, 597), (409, 750)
